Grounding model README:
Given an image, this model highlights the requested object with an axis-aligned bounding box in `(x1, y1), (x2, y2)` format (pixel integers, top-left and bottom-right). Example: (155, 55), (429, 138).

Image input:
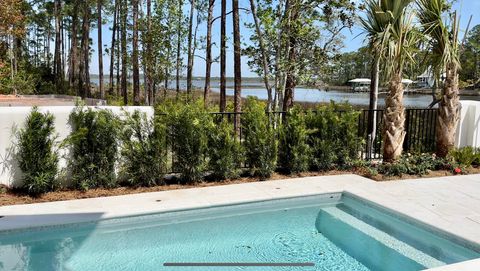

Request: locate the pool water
(0, 193), (478, 271)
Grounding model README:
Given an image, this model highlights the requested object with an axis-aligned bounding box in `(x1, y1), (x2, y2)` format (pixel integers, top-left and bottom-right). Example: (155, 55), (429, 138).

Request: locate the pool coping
(1, 173), (480, 270)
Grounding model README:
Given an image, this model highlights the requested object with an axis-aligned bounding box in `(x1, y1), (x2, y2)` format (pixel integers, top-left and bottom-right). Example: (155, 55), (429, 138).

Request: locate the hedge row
(14, 98), (363, 196)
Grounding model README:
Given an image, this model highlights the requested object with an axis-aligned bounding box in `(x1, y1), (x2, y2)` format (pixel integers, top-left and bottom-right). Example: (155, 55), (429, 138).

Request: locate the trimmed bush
(66, 107), (120, 190)
(242, 97), (277, 178)
(207, 119), (244, 180)
(306, 103), (363, 170)
(164, 100), (210, 183)
(278, 106), (311, 173)
(120, 110), (167, 186)
(449, 147), (480, 167)
(15, 107), (58, 196)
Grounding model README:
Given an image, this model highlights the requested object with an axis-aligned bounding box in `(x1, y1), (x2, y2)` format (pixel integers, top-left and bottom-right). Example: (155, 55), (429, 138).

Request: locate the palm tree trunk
(232, 0), (242, 136)
(383, 73), (406, 162)
(436, 62), (460, 157)
(219, 0), (226, 112)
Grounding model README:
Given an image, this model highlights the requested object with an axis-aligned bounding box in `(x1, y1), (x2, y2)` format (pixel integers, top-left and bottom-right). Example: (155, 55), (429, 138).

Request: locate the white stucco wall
(0, 106), (153, 187)
(456, 101), (480, 149)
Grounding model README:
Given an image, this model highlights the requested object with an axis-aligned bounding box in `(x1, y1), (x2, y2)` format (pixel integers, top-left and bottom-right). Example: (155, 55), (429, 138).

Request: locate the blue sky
(89, 0), (480, 78)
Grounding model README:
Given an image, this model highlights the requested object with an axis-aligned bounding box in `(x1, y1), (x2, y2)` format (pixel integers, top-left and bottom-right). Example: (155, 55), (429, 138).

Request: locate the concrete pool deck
(1, 173), (480, 270)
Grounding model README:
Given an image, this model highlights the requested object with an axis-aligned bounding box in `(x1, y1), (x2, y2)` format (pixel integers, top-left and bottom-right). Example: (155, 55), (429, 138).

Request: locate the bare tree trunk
(109, 0), (118, 96)
(186, 0), (196, 95)
(219, 0), (226, 112)
(367, 55), (380, 158)
(249, 0), (273, 111)
(132, 0), (140, 105)
(97, 0), (104, 99)
(121, 0), (128, 105)
(146, 0), (153, 104)
(79, 0), (91, 98)
(282, 0), (296, 112)
(436, 62), (460, 157)
(203, 0), (215, 105)
(176, 0), (183, 94)
(54, 0), (63, 92)
(233, 0), (242, 135)
(69, 1), (79, 93)
(383, 73), (406, 162)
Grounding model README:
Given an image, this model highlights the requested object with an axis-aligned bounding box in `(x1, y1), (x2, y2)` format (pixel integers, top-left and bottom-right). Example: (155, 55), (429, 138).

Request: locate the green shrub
(164, 100), (210, 183)
(278, 106), (311, 173)
(66, 106), (120, 190)
(378, 153), (447, 176)
(306, 103), (363, 170)
(15, 107), (58, 196)
(120, 110), (167, 186)
(207, 119), (244, 180)
(449, 147), (480, 167)
(242, 97), (277, 178)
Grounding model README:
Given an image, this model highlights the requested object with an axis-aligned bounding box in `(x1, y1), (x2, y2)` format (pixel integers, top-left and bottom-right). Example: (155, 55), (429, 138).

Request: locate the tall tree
(132, 0), (140, 105)
(418, 0), (461, 157)
(232, 0), (241, 134)
(54, 0), (63, 92)
(175, 0), (183, 94)
(79, 0), (91, 98)
(248, 0), (273, 111)
(219, 0), (226, 111)
(203, 0), (215, 105)
(146, 0), (153, 104)
(186, 0), (196, 95)
(97, 0), (104, 99)
(361, 0), (391, 158)
(381, 0), (418, 162)
(69, 0), (80, 92)
(108, 0), (119, 96)
(120, 0), (128, 105)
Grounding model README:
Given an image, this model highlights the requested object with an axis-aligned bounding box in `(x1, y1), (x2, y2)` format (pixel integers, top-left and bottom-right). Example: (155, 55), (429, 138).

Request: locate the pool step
(316, 207), (445, 271)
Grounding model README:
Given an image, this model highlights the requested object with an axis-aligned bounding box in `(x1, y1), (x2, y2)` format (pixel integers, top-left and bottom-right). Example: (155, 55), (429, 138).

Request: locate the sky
(88, 0), (480, 78)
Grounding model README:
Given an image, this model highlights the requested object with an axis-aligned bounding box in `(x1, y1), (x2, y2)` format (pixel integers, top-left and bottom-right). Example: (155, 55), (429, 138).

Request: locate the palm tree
(360, 0), (390, 159)
(417, 0), (461, 157)
(377, 0), (418, 162)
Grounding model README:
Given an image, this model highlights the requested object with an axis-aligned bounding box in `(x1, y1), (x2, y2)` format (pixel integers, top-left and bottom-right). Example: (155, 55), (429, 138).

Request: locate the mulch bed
(1, 168), (480, 207)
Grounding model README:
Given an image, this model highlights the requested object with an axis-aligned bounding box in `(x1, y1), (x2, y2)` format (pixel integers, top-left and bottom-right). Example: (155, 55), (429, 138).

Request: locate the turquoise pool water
(0, 193), (479, 271)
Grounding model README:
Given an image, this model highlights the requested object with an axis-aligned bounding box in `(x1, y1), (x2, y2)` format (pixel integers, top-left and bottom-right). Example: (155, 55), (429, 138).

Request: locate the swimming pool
(0, 193), (478, 270)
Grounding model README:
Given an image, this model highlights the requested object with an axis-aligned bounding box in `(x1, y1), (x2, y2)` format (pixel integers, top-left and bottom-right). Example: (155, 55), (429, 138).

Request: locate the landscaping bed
(1, 167), (479, 207)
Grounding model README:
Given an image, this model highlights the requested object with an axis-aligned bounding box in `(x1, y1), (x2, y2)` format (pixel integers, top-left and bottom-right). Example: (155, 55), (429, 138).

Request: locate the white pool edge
(1, 173), (479, 270)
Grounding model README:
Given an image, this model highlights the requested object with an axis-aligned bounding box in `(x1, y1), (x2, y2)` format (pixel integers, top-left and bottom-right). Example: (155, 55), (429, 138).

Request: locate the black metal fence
(164, 108), (438, 172)
(357, 108), (438, 159)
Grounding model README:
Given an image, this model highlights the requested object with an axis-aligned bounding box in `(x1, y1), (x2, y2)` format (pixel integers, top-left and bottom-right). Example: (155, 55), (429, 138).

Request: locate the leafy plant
(242, 97), (277, 178)
(306, 103), (363, 170)
(207, 119), (244, 180)
(278, 106), (311, 173)
(66, 106), (120, 190)
(163, 100), (210, 183)
(15, 107), (58, 196)
(120, 110), (167, 186)
(449, 147), (480, 167)
(378, 153), (447, 176)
